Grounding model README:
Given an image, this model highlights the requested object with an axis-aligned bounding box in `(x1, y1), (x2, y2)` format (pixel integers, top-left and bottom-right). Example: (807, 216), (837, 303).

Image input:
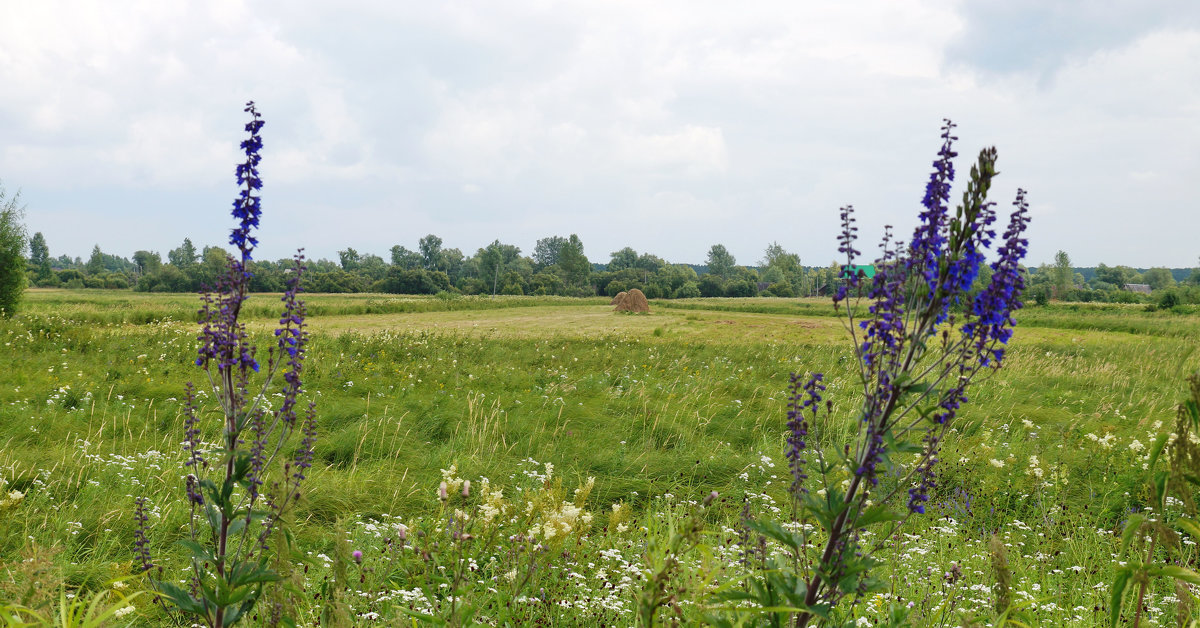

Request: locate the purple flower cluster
(140, 104), (316, 623)
(133, 496), (153, 573)
(805, 120), (1030, 514)
(786, 372), (825, 495)
(230, 101), (264, 263)
(781, 121), (1031, 627)
(962, 189), (1030, 366)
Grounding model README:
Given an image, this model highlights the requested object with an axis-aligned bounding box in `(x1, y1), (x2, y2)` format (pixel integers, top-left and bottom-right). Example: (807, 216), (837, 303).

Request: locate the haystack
(614, 288), (650, 313)
(610, 291), (628, 306)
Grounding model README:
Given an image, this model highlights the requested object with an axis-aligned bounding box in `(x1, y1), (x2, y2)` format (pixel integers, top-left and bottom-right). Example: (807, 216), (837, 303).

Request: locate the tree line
(23, 231), (858, 299)
(1026, 249), (1200, 308)
(13, 226), (1200, 308)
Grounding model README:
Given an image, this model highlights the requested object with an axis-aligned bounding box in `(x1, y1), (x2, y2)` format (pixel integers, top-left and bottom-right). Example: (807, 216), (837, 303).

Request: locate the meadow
(2, 289), (1199, 626)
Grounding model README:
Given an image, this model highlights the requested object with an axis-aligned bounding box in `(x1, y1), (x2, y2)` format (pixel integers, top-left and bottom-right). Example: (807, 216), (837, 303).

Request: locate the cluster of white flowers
(1026, 456), (1044, 480)
(1084, 432), (1117, 449)
(0, 485), (23, 508)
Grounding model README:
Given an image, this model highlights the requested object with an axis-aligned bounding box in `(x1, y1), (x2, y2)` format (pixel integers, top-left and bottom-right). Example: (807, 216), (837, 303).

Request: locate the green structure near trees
(840, 264), (876, 279)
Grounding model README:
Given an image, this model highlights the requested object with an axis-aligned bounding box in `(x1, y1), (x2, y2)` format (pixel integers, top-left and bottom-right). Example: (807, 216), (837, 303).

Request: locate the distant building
(1124, 283), (1151, 294)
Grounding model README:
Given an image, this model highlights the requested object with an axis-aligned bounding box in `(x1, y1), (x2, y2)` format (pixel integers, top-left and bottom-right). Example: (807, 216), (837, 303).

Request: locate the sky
(1, 1), (1198, 268)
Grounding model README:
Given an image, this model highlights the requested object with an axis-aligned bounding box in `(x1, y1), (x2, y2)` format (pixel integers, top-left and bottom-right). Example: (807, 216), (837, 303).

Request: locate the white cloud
(0, 0), (1195, 266)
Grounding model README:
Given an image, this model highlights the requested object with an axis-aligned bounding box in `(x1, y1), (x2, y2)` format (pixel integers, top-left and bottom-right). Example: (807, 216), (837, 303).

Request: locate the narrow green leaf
(1121, 514), (1147, 552)
(1174, 517), (1200, 540)
(1110, 569), (1131, 627)
(1154, 471), (1169, 507)
(1148, 433), (1170, 469)
(1154, 565), (1200, 586)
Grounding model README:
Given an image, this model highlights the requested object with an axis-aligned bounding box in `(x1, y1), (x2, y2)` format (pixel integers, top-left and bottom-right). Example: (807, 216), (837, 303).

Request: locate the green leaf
(176, 539), (218, 565)
(884, 431), (923, 454)
(1148, 433), (1170, 469)
(799, 493), (833, 530)
(1110, 569), (1131, 627)
(1121, 514), (1147, 552)
(858, 504), (904, 527)
(155, 581), (207, 617)
(1185, 399), (1199, 425)
(227, 510), (269, 538)
(744, 519), (804, 551)
(228, 561), (282, 587)
(1153, 471), (1169, 507)
(223, 594), (260, 625)
(1174, 517), (1200, 540)
(233, 451), (252, 483)
(1151, 565), (1200, 586)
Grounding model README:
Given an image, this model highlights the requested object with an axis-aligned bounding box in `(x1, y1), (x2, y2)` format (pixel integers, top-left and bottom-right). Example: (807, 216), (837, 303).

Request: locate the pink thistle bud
(462, 480), (471, 498)
(438, 482), (448, 501)
(352, 550), (362, 564)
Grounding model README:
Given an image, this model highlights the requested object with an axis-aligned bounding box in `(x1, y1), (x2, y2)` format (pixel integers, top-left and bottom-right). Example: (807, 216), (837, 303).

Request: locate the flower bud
(462, 480), (471, 498)
(438, 482), (448, 501)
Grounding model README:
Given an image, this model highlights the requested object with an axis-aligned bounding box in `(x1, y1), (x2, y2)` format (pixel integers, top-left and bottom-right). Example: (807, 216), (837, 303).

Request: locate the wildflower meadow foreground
(1, 105), (1199, 627)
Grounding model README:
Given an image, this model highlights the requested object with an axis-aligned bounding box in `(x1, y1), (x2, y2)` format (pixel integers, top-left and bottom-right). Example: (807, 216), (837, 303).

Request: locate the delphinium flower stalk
(780, 120), (1030, 626)
(137, 102), (313, 628)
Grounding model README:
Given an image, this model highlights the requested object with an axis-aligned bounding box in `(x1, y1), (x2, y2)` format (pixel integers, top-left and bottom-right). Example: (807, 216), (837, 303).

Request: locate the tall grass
(1, 293), (1197, 624)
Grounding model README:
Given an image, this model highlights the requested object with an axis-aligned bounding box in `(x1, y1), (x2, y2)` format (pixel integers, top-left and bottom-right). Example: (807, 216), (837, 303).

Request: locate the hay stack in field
(610, 291), (628, 306)
(614, 288), (650, 313)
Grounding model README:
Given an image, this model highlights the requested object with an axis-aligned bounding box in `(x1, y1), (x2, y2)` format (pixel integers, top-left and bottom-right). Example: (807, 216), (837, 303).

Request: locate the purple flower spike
(230, 101), (264, 264)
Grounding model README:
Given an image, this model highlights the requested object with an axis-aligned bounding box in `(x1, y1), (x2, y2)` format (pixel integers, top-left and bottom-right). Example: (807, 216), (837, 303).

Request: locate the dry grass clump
(614, 288), (649, 313)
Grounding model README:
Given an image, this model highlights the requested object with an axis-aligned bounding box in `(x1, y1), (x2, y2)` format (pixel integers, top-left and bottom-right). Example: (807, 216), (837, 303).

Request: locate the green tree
(419, 234), (443, 271)
(85, 245), (106, 276)
(338, 247), (361, 271)
(389, 245), (422, 270)
(634, 253), (665, 274)
(557, 234), (591, 289)
(441, 247), (465, 283)
(706, 244), (735, 278)
(533, 236), (568, 270)
(168, 238), (199, 269)
(28, 231), (52, 283)
(357, 253), (389, 281)
(132, 250), (162, 275)
(1143, 267), (1176, 291)
(195, 246), (232, 288)
(1051, 250), (1073, 298)
(761, 241), (803, 292)
(1094, 263), (1134, 288)
(0, 182), (27, 315)
(477, 240), (521, 295)
(608, 247), (638, 272)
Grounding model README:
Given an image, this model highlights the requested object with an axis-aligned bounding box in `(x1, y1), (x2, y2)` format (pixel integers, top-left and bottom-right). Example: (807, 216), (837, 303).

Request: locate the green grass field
(2, 289), (1198, 625)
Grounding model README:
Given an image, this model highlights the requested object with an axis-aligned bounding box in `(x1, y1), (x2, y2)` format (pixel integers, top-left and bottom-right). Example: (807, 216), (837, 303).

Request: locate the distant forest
(23, 231), (1200, 307)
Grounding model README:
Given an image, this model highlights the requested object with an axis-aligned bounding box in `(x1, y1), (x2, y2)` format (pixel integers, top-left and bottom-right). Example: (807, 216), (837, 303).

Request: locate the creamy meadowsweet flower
(1027, 456), (1044, 479)
(989, 459), (1005, 468)
(1129, 439), (1145, 453)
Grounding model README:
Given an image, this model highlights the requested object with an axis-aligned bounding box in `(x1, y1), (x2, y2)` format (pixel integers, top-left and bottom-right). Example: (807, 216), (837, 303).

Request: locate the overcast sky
(2, 1), (1197, 268)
